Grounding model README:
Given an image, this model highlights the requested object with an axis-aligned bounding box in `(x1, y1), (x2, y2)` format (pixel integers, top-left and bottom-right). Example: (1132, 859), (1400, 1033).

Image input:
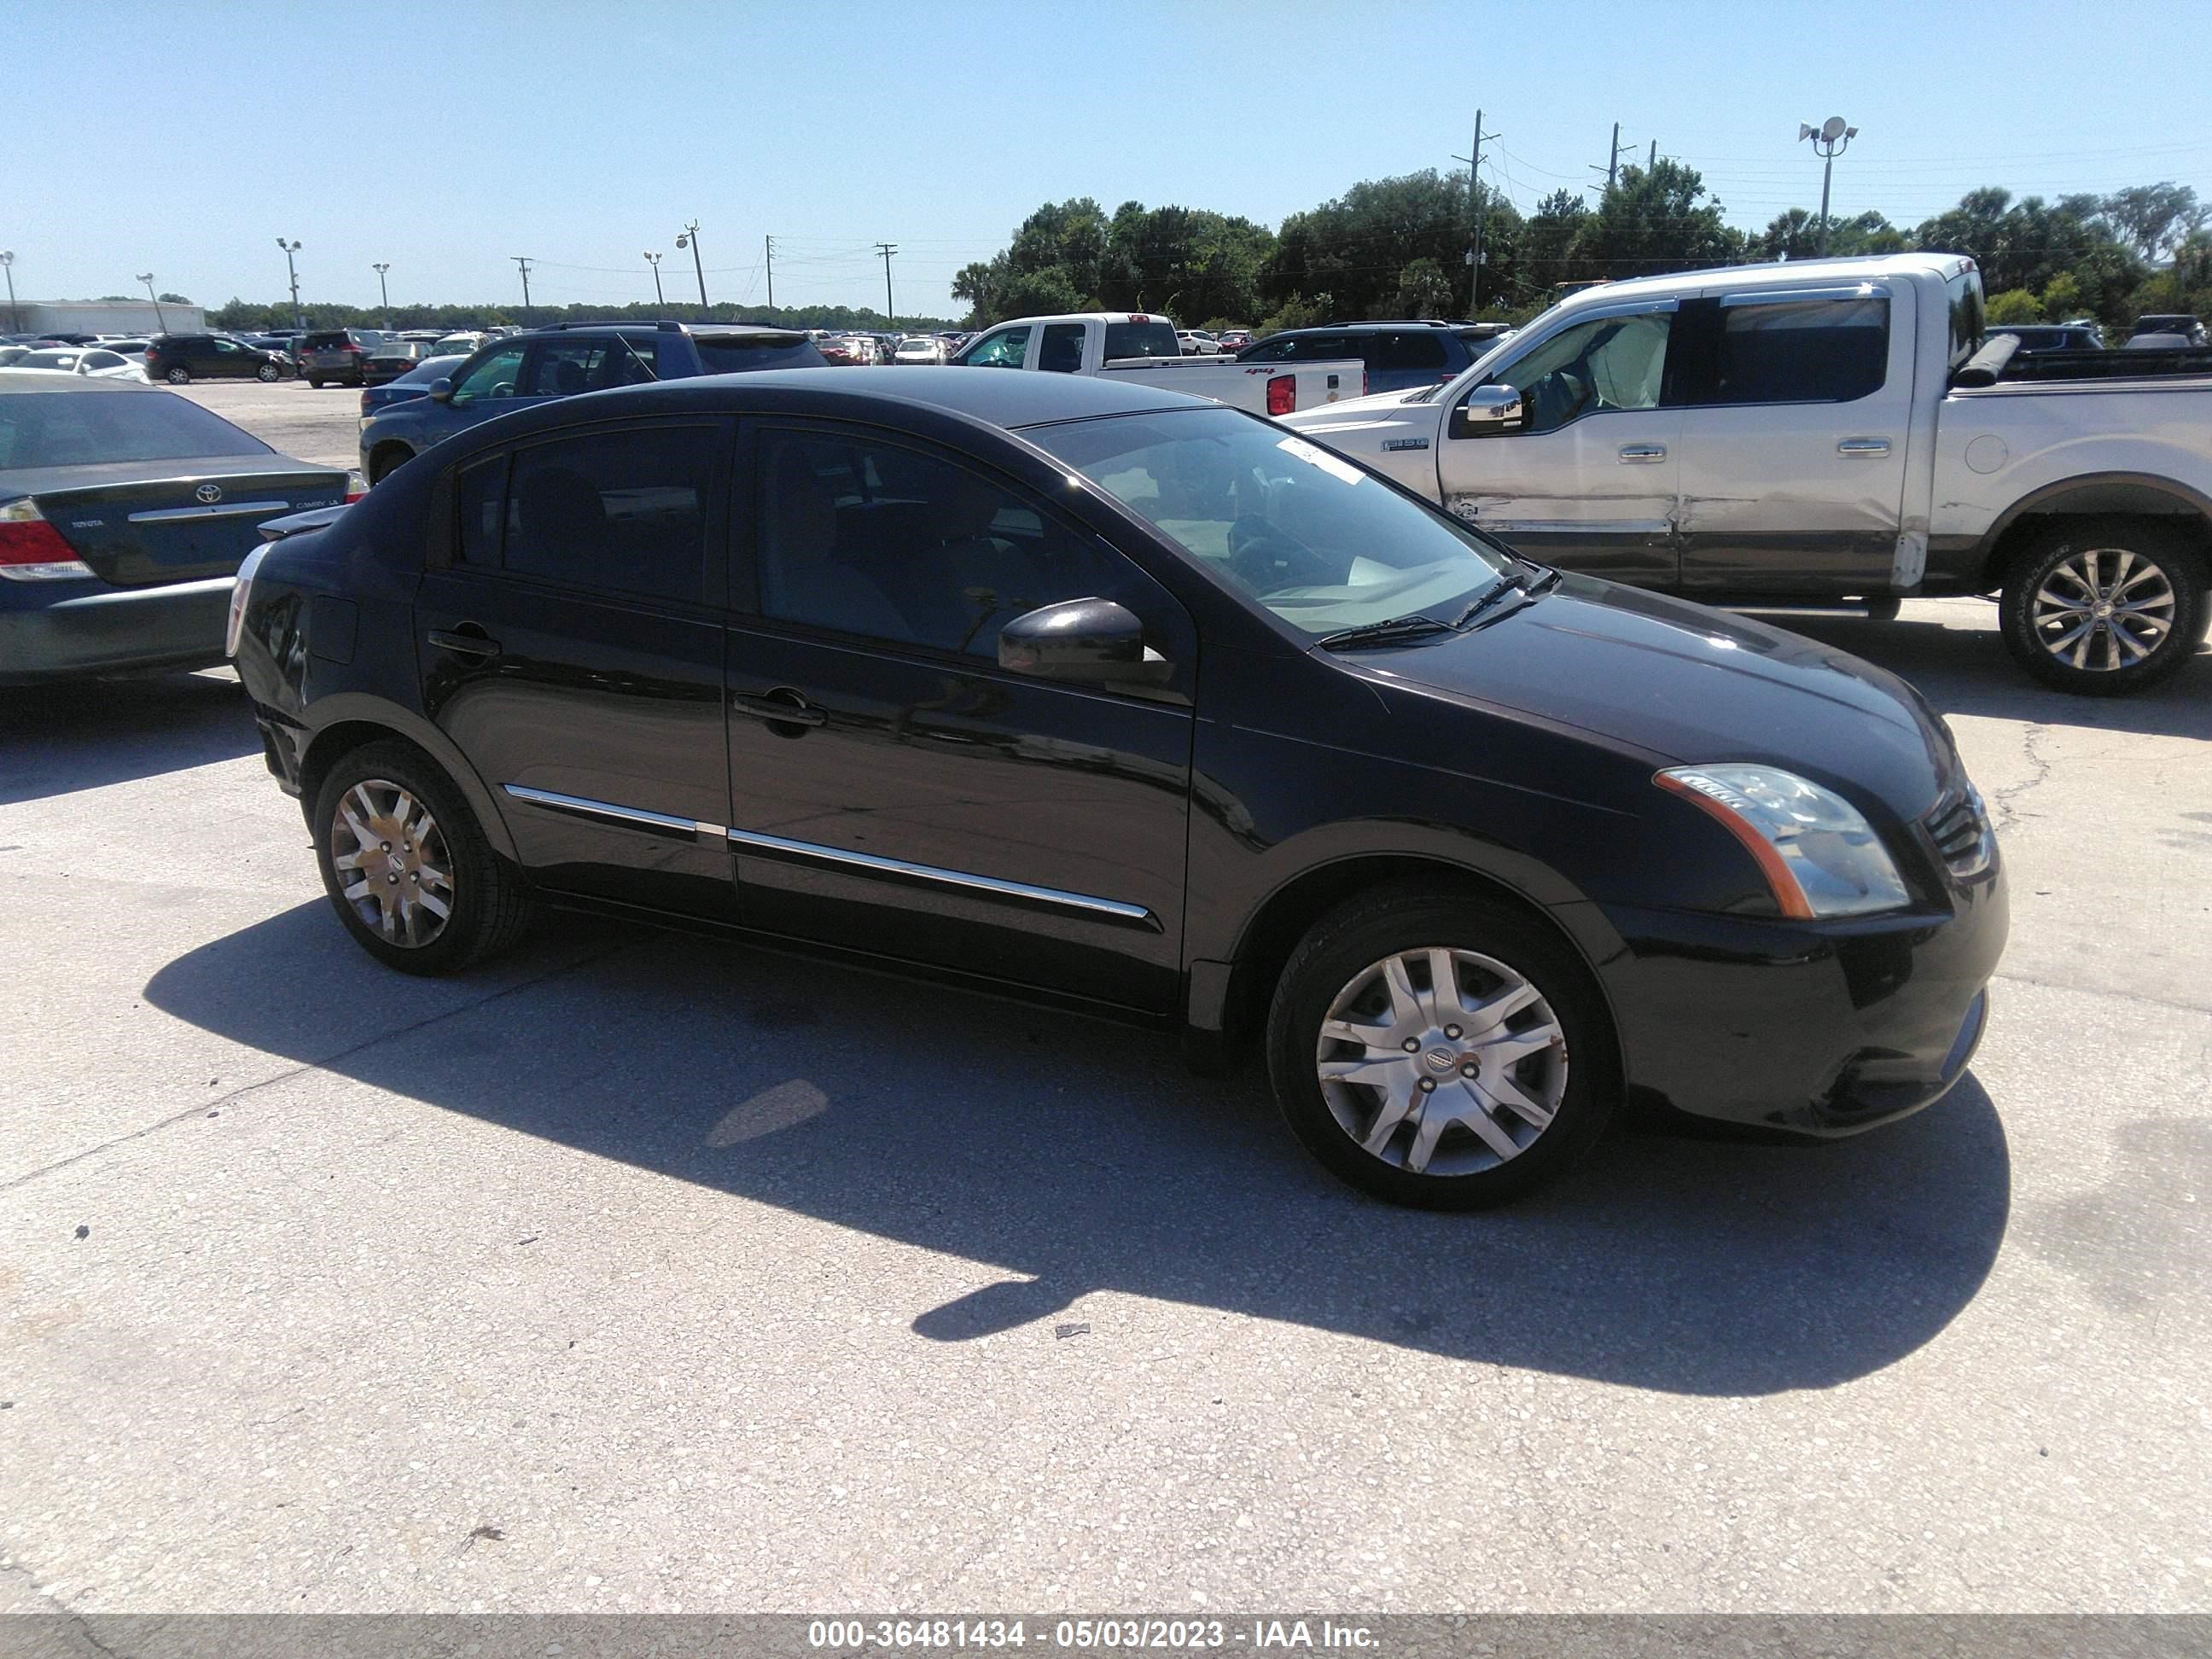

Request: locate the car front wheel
(1266, 886), (1616, 1208)
(2000, 521), (2206, 695)
(312, 740), (533, 975)
(164, 366), (189, 384)
(256, 362), (280, 382)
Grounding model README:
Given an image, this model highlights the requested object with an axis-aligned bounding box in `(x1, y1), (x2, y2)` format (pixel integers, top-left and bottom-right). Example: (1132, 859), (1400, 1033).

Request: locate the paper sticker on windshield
(1275, 434), (1365, 486)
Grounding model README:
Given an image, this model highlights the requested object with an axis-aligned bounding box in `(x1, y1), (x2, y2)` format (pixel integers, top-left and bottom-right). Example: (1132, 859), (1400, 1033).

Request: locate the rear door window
(524, 337), (612, 397)
(498, 424), (720, 603)
(1037, 323), (1087, 373)
(1373, 331), (1451, 372)
(1691, 297), (1889, 405)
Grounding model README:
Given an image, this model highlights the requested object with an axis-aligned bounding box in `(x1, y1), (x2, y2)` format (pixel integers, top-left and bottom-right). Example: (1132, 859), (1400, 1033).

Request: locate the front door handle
(427, 626), (500, 659)
(1618, 443), (1668, 463)
(1837, 437), (1892, 457)
(731, 691), (826, 729)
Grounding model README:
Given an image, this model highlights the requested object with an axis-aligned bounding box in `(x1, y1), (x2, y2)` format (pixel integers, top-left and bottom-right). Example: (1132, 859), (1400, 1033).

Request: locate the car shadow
(0, 670), (260, 805)
(1778, 611), (2212, 740)
(145, 904), (2012, 1397)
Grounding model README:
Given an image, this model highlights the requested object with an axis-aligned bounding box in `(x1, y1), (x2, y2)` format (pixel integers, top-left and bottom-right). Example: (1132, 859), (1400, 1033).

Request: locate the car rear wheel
(1999, 521), (2206, 696)
(255, 362), (279, 382)
(312, 741), (534, 976)
(1266, 886), (1616, 1208)
(307, 376), (323, 389)
(163, 366), (189, 385)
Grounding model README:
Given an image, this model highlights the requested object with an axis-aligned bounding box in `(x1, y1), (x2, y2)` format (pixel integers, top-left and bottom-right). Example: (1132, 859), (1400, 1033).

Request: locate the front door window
(450, 345), (526, 406)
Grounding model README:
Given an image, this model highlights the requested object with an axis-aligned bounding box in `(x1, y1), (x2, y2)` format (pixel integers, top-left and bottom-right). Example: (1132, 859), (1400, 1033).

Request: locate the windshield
(0, 391), (272, 469)
(1028, 405), (1511, 637)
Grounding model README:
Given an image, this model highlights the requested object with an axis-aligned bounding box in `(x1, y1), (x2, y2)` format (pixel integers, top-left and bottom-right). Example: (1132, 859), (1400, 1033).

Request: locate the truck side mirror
(1450, 383), (1525, 439)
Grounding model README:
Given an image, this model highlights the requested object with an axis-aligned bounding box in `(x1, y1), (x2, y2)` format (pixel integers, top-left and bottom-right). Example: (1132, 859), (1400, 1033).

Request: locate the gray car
(357, 320), (824, 484)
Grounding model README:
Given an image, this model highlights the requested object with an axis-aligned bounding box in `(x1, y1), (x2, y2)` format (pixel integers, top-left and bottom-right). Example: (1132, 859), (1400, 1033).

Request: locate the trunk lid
(21, 457), (348, 586)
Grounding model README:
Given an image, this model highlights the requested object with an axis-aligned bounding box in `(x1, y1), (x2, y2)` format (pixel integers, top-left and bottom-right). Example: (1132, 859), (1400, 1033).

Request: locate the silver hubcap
(1315, 946), (1569, 1178)
(2031, 548), (2175, 672)
(330, 778), (454, 947)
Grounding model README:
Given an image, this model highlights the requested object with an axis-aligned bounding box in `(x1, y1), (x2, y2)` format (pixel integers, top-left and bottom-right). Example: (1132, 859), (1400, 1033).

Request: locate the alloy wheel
(1314, 946), (1568, 1177)
(2030, 548), (2176, 672)
(329, 777), (455, 947)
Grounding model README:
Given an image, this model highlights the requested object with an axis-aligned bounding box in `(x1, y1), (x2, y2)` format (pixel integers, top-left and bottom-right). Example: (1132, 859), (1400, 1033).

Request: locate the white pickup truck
(950, 311), (1366, 418)
(1284, 252), (2212, 694)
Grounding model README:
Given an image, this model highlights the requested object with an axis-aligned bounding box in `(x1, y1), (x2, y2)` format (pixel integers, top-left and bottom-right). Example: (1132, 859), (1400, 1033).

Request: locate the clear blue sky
(13, 0), (2209, 320)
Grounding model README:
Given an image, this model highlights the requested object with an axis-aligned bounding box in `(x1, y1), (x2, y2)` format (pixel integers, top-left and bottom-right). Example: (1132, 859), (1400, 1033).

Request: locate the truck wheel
(1999, 521), (2206, 696)
(1265, 884), (1616, 1209)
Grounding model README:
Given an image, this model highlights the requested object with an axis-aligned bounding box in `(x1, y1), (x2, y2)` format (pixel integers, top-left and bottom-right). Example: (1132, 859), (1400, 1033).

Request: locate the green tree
(1569, 161), (1744, 282)
(1394, 258), (1454, 317)
(2040, 271), (2085, 320)
(2100, 183), (2205, 262)
(1519, 189), (1590, 292)
(1985, 288), (2046, 323)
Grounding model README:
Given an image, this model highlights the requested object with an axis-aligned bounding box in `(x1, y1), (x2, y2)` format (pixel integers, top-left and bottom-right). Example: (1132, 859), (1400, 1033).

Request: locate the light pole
(1797, 116), (1859, 256)
(276, 238), (303, 330)
(675, 222), (707, 315)
(644, 251), (665, 310)
(372, 262), (391, 329)
(0, 251), (15, 332)
(136, 272), (166, 332)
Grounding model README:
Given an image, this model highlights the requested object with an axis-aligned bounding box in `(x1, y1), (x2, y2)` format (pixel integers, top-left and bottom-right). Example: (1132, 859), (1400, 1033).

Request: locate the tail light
(342, 343), (364, 354)
(1266, 375), (1295, 416)
(344, 470), (367, 503)
(0, 499), (95, 581)
(224, 544), (268, 658)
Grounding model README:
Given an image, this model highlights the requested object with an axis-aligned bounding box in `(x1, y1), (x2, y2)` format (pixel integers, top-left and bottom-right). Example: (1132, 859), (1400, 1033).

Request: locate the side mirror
(1449, 382), (1525, 439)
(998, 597), (1170, 684)
(428, 377), (455, 404)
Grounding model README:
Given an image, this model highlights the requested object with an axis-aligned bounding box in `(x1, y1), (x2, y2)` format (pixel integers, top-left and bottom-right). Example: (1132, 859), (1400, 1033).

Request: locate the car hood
(1280, 387), (1440, 440)
(1338, 575), (1956, 818)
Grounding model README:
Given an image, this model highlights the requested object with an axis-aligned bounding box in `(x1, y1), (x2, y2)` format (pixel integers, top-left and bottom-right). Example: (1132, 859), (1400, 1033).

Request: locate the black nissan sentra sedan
(227, 369), (2005, 1208)
(0, 372), (352, 682)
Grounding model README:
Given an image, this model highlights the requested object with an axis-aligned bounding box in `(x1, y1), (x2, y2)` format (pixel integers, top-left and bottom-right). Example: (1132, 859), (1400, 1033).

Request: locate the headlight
(1656, 764), (1910, 918)
(224, 544), (268, 659)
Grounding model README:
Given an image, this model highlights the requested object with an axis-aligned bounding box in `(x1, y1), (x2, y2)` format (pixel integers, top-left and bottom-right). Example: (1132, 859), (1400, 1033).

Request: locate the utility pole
(137, 272), (166, 332)
(875, 242), (898, 323)
(676, 222), (707, 315)
(1588, 123), (1630, 193)
(1450, 112), (1496, 316)
(644, 251), (665, 309)
(512, 256), (534, 322)
(765, 235), (776, 311)
(276, 238), (303, 330)
(1798, 116), (1860, 255)
(371, 262), (391, 329)
(1648, 139), (1657, 171)
(0, 252), (16, 332)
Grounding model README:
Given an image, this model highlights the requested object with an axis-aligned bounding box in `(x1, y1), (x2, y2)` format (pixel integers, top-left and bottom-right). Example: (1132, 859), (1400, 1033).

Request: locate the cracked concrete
(1, 591), (2207, 1617)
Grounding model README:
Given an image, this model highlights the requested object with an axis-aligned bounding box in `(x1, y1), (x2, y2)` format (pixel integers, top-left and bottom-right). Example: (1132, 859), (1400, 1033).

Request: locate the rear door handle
(1837, 437), (1892, 457)
(1618, 443), (1667, 463)
(731, 691), (825, 728)
(427, 626), (500, 659)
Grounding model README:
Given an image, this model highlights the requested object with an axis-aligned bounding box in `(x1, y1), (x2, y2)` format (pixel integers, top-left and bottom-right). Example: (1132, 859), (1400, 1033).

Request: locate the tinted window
(1033, 407), (1511, 639)
(0, 392), (271, 469)
(1698, 298), (1888, 405)
(1371, 331), (1450, 371)
(500, 425), (718, 603)
(450, 344), (526, 405)
(755, 429), (1136, 657)
(692, 338), (825, 374)
(1947, 271), (1984, 370)
(456, 455), (505, 566)
(302, 331), (350, 350)
(1103, 321), (1180, 359)
(1038, 323), (1086, 373)
(1494, 312), (1671, 433)
(526, 338), (610, 397)
(1237, 337), (1296, 363)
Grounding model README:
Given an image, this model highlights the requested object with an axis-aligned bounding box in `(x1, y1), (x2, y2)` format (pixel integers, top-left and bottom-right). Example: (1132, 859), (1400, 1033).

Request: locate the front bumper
(0, 575), (234, 684)
(1587, 866), (2008, 1137)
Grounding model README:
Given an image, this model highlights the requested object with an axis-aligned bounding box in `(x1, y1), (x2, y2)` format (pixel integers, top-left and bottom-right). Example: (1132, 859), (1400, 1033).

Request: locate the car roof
(441, 364), (1209, 451)
(0, 368), (165, 395)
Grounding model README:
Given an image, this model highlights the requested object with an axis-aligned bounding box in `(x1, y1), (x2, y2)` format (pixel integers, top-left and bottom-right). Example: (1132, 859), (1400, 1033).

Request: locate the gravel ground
(1, 383), (2207, 1619)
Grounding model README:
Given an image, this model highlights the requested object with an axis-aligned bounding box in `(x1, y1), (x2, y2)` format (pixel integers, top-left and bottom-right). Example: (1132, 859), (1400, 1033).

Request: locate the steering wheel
(1228, 515), (1336, 591)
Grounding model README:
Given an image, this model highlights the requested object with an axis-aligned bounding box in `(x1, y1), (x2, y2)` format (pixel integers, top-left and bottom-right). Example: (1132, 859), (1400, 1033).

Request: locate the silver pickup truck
(952, 312), (1367, 419)
(1284, 252), (2212, 695)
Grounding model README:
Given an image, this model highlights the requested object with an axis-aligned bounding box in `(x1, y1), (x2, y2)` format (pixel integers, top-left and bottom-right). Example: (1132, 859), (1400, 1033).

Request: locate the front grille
(1923, 783), (1996, 880)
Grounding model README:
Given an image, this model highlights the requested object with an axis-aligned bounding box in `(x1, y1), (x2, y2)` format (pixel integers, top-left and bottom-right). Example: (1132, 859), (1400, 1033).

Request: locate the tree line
(205, 299), (958, 334)
(952, 169), (2211, 336)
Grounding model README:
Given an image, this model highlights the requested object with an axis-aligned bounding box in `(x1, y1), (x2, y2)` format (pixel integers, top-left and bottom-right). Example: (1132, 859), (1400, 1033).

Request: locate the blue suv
(358, 320), (824, 484)
(1235, 320), (1514, 395)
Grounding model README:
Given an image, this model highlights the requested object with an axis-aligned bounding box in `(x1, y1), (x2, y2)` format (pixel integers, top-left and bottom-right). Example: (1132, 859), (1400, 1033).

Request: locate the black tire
(1999, 520), (2206, 696)
(1265, 884), (1618, 1209)
(311, 739), (533, 976)
(1861, 596), (1902, 623)
(368, 445), (414, 485)
(255, 362), (279, 382)
(163, 366), (189, 385)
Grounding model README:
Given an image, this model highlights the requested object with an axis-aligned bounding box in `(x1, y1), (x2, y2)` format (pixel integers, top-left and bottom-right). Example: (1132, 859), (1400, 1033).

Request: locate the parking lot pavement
(3, 556), (2209, 1608)
(172, 379), (364, 470)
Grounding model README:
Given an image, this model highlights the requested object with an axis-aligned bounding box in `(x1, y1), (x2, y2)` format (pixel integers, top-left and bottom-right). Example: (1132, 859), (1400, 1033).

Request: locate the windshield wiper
(1316, 613), (1457, 650)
